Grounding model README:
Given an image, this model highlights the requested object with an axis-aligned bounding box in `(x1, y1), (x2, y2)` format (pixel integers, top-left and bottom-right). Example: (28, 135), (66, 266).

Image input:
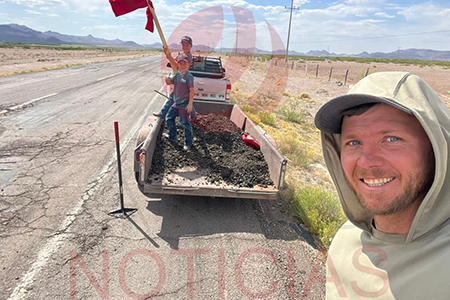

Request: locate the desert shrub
(299, 92), (311, 100)
(231, 88), (251, 104)
(278, 99), (308, 124)
(240, 104), (257, 115)
(244, 111), (261, 125)
(273, 133), (309, 167)
(290, 186), (346, 248)
(256, 91), (278, 106)
(258, 110), (276, 126)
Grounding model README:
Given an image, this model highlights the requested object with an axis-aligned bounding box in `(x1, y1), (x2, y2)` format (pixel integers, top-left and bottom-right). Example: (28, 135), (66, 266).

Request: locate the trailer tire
(135, 172), (139, 183)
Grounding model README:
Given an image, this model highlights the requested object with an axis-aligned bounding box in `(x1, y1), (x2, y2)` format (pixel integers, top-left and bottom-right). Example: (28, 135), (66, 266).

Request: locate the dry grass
(0, 46), (159, 76)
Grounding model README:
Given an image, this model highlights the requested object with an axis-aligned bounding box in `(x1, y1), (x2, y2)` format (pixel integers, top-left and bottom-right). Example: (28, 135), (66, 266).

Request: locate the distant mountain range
(1, 24), (449, 61)
(0, 24), (150, 48)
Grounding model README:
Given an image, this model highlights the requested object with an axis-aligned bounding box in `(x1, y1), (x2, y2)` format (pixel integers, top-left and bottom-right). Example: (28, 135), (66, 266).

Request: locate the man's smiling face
(340, 103), (435, 215)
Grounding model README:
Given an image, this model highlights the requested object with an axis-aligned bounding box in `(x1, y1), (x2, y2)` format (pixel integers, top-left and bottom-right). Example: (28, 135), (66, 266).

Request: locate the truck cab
(165, 55), (231, 102)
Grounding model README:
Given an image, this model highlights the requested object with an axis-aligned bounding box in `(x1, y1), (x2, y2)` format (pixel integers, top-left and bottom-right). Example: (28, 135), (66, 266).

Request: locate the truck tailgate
(194, 77), (230, 102)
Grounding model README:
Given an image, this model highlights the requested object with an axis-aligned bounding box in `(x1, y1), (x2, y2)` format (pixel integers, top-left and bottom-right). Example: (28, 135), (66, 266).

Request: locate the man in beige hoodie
(314, 72), (450, 299)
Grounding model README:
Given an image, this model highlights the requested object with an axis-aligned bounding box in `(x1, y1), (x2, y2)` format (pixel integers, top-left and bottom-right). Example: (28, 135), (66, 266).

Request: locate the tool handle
(114, 121), (120, 142)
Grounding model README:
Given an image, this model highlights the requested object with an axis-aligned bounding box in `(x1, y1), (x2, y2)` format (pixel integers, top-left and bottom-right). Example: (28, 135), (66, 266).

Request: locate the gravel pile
(149, 113), (273, 188)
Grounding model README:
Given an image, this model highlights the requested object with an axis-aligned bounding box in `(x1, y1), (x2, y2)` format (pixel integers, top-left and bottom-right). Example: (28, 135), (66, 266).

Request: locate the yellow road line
(97, 71), (124, 81)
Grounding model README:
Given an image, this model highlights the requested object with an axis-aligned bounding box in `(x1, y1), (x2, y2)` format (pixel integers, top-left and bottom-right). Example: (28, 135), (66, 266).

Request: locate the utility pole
(235, 28), (239, 56)
(285, 0), (299, 63)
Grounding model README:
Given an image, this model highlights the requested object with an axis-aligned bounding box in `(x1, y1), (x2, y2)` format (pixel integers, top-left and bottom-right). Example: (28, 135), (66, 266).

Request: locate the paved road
(0, 57), (325, 299)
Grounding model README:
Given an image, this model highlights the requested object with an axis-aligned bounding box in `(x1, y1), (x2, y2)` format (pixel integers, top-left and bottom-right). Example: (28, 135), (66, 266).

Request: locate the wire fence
(231, 54), (372, 86)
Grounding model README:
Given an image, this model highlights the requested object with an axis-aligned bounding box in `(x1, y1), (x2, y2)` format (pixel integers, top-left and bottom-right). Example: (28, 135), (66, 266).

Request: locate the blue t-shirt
(172, 71), (194, 105)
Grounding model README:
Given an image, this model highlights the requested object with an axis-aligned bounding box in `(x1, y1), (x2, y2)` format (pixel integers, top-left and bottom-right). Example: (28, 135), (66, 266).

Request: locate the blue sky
(1, 0), (449, 54)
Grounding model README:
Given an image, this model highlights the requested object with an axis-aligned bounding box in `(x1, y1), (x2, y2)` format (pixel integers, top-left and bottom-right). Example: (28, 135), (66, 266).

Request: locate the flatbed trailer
(134, 100), (287, 200)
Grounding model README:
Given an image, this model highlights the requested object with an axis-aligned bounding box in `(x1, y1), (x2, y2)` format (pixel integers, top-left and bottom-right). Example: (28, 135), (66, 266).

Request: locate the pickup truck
(165, 55), (231, 102)
(134, 100), (287, 200)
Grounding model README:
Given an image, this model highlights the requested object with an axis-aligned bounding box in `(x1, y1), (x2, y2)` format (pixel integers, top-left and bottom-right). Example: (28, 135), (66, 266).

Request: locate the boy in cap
(154, 36), (193, 118)
(164, 53), (195, 151)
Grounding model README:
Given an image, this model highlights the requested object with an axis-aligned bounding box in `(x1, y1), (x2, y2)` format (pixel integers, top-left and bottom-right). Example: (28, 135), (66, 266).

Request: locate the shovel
(241, 117), (260, 150)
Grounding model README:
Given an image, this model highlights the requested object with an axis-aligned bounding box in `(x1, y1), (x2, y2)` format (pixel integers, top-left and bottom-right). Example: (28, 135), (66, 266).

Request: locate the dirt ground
(0, 47), (158, 75)
(222, 55), (450, 109)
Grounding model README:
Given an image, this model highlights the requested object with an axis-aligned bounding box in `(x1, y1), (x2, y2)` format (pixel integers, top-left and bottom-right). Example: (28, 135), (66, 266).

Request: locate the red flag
(109, 0), (147, 17)
(145, 5), (154, 33)
(109, 0), (154, 32)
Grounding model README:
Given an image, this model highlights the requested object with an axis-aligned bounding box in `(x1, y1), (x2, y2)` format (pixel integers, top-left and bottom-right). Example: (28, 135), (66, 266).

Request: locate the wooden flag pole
(146, 1), (177, 74)
(146, 1), (166, 46)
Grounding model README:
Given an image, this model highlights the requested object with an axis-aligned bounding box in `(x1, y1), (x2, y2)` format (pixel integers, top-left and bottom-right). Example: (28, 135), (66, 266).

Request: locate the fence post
(291, 61), (294, 70)
(305, 64), (308, 76)
(365, 68), (370, 77)
(328, 67), (333, 82)
(316, 65), (319, 78)
(344, 70), (349, 86)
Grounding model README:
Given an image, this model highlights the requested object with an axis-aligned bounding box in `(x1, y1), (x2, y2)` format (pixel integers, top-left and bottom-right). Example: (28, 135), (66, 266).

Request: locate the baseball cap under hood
(316, 72), (450, 242)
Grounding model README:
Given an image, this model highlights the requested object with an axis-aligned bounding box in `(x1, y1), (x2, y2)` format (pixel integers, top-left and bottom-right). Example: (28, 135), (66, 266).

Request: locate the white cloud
(345, 0), (386, 5)
(374, 12), (395, 18)
(399, 3), (450, 24)
(23, 9), (60, 17)
(6, 0), (47, 5)
(61, 0), (107, 13)
(24, 9), (44, 15)
(267, 0), (409, 53)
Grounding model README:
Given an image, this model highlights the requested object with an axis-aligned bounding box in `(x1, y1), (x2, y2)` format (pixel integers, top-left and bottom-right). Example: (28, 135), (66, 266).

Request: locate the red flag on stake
(108, 0), (174, 72)
(109, 0), (154, 32)
(145, 5), (154, 33)
(109, 0), (147, 16)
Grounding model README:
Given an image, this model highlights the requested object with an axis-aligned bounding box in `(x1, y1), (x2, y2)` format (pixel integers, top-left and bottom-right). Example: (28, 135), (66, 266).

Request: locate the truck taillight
(139, 152), (145, 183)
(225, 82), (231, 101)
(135, 151), (141, 162)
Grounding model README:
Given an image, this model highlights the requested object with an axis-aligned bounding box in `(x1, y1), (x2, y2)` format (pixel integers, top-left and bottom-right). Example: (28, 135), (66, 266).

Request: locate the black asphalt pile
(149, 113), (273, 188)
(190, 113), (242, 133)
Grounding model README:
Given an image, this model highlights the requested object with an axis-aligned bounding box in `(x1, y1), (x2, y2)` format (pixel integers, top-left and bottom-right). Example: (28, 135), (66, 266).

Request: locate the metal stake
(108, 121), (137, 218)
